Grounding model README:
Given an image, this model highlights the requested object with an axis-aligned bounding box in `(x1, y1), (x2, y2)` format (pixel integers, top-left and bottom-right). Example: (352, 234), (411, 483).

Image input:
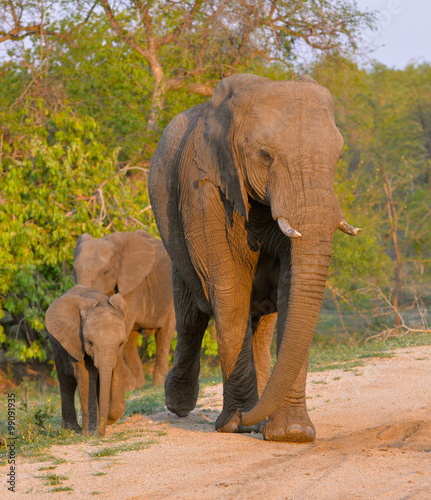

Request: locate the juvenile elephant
(149, 74), (360, 442)
(74, 230), (175, 389)
(45, 285), (129, 436)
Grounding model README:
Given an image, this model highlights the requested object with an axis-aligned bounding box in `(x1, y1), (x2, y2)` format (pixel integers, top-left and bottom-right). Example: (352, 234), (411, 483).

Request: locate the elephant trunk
(97, 362), (114, 437)
(242, 173), (339, 427)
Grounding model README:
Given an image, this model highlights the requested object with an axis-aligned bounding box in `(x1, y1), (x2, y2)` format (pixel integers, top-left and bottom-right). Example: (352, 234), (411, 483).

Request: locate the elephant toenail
(288, 424), (303, 434)
(306, 427), (315, 438)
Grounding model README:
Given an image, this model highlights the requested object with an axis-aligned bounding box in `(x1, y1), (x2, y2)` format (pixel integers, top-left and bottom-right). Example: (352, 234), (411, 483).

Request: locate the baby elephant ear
(45, 286), (98, 361)
(108, 293), (128, 317)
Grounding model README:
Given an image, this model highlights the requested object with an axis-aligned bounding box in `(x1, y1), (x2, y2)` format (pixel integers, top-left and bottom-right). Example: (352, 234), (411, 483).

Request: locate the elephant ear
(194, 73), (270, 220)
(108, 293), (130, 336)
(298, 74), (319, 84)
(74, 233), (93, 259)
(108, 293), (128, 317)
(45, 285), (98, 361)
(117, 232), (156, 296)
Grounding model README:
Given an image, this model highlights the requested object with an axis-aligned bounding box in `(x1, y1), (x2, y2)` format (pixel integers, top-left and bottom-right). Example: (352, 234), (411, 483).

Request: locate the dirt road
(2, 344), (431, 499)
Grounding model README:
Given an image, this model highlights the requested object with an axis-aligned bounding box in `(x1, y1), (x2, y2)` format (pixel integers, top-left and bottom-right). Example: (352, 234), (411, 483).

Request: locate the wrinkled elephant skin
(46, 285), (129, 437)
(149, 74), (360, 442)
(74, 230), (176, 389)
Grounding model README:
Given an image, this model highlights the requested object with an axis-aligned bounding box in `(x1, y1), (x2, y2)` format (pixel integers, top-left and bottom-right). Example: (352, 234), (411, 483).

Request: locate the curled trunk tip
(338, 219), (361, 236)
(277, 218), (302, 238)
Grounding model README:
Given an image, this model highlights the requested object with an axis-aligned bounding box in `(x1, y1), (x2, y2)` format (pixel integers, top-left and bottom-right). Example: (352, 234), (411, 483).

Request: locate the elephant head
(45, 285), (129, 436)
(73, 231), (156, 296)
(194, 74), (360, 429)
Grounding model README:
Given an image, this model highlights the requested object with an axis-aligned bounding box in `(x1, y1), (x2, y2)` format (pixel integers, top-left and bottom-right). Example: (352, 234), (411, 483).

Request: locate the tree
(0, 0), (95, 43)
(0, 103), (155, 361)
(313, 59), (431, 335)
(98, 0), (375, 130)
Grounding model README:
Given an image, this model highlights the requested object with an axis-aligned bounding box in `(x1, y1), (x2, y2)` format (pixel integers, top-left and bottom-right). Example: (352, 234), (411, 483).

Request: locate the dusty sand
(2, 344), (430, 499)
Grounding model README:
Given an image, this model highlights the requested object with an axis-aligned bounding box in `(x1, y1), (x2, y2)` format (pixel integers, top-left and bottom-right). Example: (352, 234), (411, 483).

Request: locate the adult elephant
(74, 230), (176, 389)
(148, 74), (360, 442)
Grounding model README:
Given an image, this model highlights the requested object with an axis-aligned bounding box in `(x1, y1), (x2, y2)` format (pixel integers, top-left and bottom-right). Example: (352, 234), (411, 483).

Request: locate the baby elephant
(73, 230), (176, 389)
(45, 285), (129, 436)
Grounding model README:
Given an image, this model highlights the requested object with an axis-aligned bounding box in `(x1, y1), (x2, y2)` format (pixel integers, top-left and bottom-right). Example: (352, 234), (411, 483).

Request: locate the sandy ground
(1, 344), (431, 499)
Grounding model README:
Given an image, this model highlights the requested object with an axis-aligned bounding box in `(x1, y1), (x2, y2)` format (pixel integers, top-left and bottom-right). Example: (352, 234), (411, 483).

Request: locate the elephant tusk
(338, 219), (361, 236)
(276, 218), (302, 238)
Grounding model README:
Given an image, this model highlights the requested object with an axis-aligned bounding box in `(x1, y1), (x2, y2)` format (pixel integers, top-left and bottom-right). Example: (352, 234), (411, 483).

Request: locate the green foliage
(313, 58), (431, 336)
(201, 324), (219, 358)
(0, 103), (155, 361)
(16, 399), (58, 439)
(0, 397), (68, 463)
(0, 0), (429, 365)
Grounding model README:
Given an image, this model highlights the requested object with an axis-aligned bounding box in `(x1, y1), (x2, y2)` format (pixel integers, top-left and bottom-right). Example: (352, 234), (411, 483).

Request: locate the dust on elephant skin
(73, 230), (176, 389)
(45, 285), (129, 436)
(149, 73), (361, 442)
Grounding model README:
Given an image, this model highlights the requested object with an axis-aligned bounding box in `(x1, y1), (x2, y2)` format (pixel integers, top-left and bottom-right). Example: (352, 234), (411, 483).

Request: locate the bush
(0, 103), (154, 362)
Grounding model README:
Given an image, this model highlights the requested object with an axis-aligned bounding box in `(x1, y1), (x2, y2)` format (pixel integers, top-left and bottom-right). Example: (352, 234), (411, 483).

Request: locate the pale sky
(355, 0), (431, 68)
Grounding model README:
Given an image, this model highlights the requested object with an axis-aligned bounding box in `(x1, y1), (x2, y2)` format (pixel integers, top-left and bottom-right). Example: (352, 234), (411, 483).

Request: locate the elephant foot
(262, 406), (315, 442)
(62, 420), (81, 432)
(108, 403), (126, 424)
(216, 410), (261, 434)
(165, 371), (199, 418)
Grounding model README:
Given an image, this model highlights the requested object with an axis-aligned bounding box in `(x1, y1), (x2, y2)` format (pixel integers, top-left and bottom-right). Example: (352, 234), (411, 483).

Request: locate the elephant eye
(119, 341), (124, 348)
(87, 340), (94, 347)
(259, 149), (273, 167)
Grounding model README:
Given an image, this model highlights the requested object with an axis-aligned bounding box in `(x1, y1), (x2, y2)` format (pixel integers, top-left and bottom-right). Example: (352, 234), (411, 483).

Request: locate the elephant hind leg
(124, 330), (145, 390)
(165, 271), (210, 417)
(153, 312), (176, 387)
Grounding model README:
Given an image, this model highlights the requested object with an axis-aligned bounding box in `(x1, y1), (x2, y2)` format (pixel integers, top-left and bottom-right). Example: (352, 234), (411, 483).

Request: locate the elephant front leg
(165, 272), (210, 417)
(73, 359), (98, 435)
(153, 313), (176, 387)
(57, 367), (80, 431)
(214, 288), (261, 433)
(262, 356), (315, 442)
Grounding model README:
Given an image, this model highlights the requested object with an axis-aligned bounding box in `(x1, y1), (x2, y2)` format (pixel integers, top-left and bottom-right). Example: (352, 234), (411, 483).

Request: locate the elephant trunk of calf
(97, 364), (114, 437)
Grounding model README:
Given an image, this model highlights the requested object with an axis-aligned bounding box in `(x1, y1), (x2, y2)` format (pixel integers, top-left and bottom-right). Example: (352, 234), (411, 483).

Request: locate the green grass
(308, 331), (431, 372)
(38, 473), (69, 485)
(88, 440), (157, 458)
(124, 389), (166, 416)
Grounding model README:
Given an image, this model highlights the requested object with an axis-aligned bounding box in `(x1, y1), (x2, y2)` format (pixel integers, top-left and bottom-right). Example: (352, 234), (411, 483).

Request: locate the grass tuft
(89, 440), (157, 458)
(124, 389), (166, 416)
